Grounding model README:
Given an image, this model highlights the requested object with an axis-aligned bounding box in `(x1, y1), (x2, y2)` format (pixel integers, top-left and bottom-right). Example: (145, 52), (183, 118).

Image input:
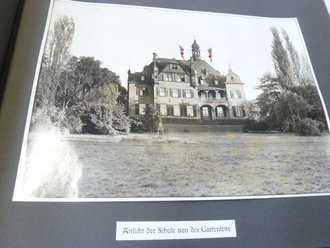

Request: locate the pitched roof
(225, 68), (243, 84)
(187, 59), (222, 77)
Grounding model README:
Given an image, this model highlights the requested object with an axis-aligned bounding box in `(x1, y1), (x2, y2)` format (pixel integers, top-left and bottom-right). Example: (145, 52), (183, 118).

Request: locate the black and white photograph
(13, 0), (330, 200)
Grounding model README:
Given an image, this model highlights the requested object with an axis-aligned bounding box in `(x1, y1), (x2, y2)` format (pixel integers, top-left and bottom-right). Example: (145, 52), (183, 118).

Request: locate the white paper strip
(116, 220), (237, 240)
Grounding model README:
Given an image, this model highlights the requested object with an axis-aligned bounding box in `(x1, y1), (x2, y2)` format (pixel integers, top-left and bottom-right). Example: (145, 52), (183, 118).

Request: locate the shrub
(81, 112), (116, 135)
(296, 118), (321, 136)
(80, 101), (130, 135)
(130, 117), (145, 133)
(144, 104), (161, 132)
(31, 106), (60, 125)
(317, 121), (326, 133)
(243, 119), (269, 133)
(111, 104), (130, 134)
(60, 114), (83, 134)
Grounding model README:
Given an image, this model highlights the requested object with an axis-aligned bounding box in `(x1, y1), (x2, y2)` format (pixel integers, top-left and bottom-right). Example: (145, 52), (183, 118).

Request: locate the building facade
(128, 40), (247, 121)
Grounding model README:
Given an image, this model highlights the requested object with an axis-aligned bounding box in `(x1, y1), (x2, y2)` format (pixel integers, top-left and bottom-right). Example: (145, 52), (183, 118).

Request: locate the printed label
(116, 220), (236, 240)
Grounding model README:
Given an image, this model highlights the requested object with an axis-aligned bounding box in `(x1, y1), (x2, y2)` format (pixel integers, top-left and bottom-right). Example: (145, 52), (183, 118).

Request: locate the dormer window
(141, 75), (145, 81)
(214, 80), (219, 85)
(231, 76), (234, 80)
(170, 64), (178, 70)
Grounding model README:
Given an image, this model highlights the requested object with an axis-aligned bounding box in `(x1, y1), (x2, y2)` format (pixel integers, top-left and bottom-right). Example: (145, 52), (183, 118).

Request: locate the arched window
(216, 106), (227, 118)
(202, 107), (209, 117)
(217, 107), (224, 117)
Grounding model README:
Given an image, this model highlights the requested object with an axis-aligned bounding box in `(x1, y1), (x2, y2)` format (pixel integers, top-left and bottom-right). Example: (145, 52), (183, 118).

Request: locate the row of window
(157, 88), (194, 98)
(135, 104), (246, 118)
(199, 91), (226, 99)
(201, 106), (227, 118)
(135, 104), (197, 117)
(136, 87), (195, 98)
(140, 73), (188, 82)
(161, 73), (189, 83)
(200, 106), (245, 118)
(137, 87), (228, 100)
(140, 72), (225, 88)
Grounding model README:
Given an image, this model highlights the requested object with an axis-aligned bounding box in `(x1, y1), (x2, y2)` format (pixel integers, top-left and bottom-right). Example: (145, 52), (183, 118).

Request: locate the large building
(128, 40), (247, 122)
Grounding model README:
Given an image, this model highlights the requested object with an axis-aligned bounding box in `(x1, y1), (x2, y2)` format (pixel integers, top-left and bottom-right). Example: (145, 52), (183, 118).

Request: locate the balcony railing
(198, 97), (227, 103)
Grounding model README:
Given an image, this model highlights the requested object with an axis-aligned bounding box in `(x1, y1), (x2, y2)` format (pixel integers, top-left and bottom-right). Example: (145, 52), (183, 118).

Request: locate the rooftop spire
(191, 39), (201, 60)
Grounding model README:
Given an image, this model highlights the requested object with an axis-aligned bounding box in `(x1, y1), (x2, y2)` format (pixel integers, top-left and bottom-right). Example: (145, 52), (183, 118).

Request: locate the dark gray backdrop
(0, 0), (330, 247)
(0, 0), (22, 105)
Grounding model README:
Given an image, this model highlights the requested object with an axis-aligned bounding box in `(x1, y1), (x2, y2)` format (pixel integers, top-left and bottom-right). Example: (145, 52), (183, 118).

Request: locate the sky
(47, 0), (312, 100)
(325, 0), (330, 14)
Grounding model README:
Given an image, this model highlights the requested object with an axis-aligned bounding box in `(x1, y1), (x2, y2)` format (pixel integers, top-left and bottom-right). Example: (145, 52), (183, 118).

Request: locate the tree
(34, 16), (75, 109)
(275, 91), (312, 131)
(81, 84), (129, 134)
(144, 104), (161, 132)
(270, 27), (295, 88)
(291, 84), (326, 124)
(300, 53), (315, 85)
(255, 27), (327, 134)
(56, 56), (129, 134)
(256, 72), (282, 129)
(55, 56), (120, 109)
(282, 29), (301, 84)
(31, 16), (130, 135)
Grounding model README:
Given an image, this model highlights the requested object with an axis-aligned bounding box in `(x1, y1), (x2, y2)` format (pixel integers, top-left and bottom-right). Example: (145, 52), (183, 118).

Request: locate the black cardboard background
(0, 0), (330, 247)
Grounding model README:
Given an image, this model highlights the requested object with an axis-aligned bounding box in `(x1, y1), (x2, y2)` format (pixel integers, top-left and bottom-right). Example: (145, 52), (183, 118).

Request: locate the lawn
(16, 132), (330, 199)
(71, 132), (330, 198)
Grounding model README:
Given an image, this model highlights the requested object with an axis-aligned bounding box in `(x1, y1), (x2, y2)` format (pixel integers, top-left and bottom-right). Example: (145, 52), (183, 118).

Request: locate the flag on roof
(179, 45), (184, 59)
(208, 48), (213, 63)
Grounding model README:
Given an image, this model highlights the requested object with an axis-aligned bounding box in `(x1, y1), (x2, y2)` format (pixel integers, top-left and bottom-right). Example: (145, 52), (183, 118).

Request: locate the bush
(60, 114), (83, 134)
(130, 117), (145, 133)
(80, 101), (130, 135)
(317, 121), (326, 133)
(243, 119), (269, 133)
(296, 118), (321, 136)
(111, 104), (130, 134)
(31, 106), (60, 125)
(81, 113), (116, 135)
(144, 104), (161, 132)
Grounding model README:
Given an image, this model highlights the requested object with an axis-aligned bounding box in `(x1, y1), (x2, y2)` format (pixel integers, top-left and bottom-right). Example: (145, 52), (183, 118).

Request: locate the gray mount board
(0, 0), (330, 247)
(0, 0), (22, 104)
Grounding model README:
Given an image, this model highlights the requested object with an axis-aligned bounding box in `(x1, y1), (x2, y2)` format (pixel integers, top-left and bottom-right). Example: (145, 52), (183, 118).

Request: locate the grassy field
(16, 131), (330, 199)
(65, 132), (330, 198)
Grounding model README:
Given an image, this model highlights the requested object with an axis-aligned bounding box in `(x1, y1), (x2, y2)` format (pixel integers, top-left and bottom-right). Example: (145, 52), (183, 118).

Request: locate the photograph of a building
(128, 40), (247, 122)
(12, 0), (330, 201)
